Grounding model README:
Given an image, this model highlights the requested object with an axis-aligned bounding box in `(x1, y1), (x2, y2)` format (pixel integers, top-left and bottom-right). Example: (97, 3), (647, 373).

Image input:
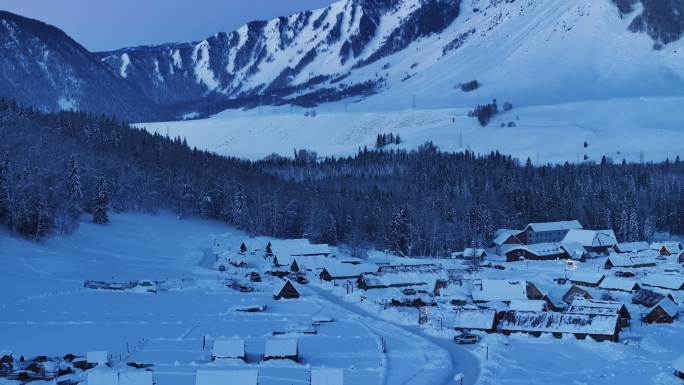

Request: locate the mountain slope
(0, 11), (164, 121)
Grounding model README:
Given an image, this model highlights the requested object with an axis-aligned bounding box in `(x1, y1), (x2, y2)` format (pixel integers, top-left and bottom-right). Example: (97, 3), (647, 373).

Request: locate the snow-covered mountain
(97, 0), (684, 114)
(0, 11), (165, 121)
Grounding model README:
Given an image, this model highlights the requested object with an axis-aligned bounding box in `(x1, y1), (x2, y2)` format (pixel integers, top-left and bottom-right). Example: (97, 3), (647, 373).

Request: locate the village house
(196, 370), (257, 385)
(650, 242), (683, 256)
(674, 354), (684, 380)
(264, 339), (299, 361)
(604, 252), (658, 269)
(319, 263), (378, 282)
(641, 274), (684, 291)
(269, 239), (332, 259)
(632, 289), (675, 307)
(569, 272), (605, 288)
(451, 308), (498, 333)
(452, 248), (488, 260)
(518, 220), (583, 245)
(599, 277), (641, 293)
(499, 311), (621, 341)
(568, 298), (631, 327)
(613, 241), (650, 254)
(490, 229), (523, 256)
(211, 339), (246, 361)
(561, 229), (617, 255)
(274, 279), (301, 300)
(644, 297), (679, 324)
(504, 242), (569, 262)
(310, 368), (344, 385)
(357, 270), (448, 296)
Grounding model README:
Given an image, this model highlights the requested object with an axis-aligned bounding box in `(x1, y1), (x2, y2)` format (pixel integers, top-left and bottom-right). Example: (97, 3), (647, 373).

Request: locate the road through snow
(308, 285), (481, 385)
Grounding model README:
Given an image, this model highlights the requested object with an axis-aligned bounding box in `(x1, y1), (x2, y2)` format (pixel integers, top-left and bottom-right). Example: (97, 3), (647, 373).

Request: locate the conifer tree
(92, 176), (110, 224)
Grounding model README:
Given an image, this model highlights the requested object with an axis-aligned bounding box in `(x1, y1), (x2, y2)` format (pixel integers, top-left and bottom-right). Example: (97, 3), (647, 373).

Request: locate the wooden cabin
(644, 298), (679, 324)
(273, 279), (300, 300)
(452, 308), (498, 333)
(569, 272), (604, 288)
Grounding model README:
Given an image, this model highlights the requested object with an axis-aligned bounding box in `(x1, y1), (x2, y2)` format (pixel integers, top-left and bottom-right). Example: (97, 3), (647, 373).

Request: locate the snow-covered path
(308, 285), (481, 385)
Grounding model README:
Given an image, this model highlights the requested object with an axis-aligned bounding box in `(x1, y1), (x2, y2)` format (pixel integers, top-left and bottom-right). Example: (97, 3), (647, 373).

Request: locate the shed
(310, 368), (344, 385)
(212, 339), (245, 361)
(569, 272), (604, 288)
(599, 277), (640, 293)
(274, 279), (300, 300)
(451, 308), (498, 332)
(264, 339), (299, 361)
(87, 351), (110, 366)
(644, 298), (679, 324)
(195, 370), (258, 385)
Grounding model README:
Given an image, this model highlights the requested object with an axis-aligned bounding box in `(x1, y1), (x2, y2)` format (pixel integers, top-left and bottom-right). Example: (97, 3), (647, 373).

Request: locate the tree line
(1, 98), (684, 257)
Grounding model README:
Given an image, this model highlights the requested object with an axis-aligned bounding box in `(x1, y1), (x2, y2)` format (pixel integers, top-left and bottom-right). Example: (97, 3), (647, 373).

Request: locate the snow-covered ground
(2, 213), (684, 384)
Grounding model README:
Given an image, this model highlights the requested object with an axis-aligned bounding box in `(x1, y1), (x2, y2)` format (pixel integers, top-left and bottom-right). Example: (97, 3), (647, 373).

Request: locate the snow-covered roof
(650, 241), (683, 254)
(507, 242), (566, 257)
(471, 279), (528, 302)
(674, 354), (684, 373)
(561, 242), (587, 259)
(361, 270), (446, 289)
(562, 229), (617, 247)
(654, 297), (679, 318)
(451, 308), (497, 330)
(500, 311), (618, 335)
(270, 239), (331, 257)
(599, 277), (639, 292)
(87, 350), (109, 365)
(524, 220), (583, 232)
(606, 253), (658, 268)
(322, 262), (378, 278)
(377, 263), (441, 274)
(462, 248), (487, 257)
(569, 272), (604, 285)
(569, 298), (627, 316)
(614, 241), (650, 253)
(264, 338), (298, 358)
(273, 279), (300, 296)
(310, 368), (344, 385)
(509, 300), (546, 312)
(492, 230), (522, 245)
(88, 370), (118, 385)
(212, 339), (245, 359)
(195, 370), (258, 385)
(641, 274), (684, 290)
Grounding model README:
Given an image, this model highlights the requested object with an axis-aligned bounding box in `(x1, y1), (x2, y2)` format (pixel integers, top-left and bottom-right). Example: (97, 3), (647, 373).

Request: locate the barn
(644, 298), (679, 324)
(499, 311), (620, 341)
(273, 279), (300, 300)
(451, 308), (498, 333)
(264, 339), (299, 361)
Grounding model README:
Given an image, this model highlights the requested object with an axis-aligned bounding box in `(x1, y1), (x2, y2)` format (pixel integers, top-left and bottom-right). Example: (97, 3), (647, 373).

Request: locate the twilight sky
(2, 0), (334, 52)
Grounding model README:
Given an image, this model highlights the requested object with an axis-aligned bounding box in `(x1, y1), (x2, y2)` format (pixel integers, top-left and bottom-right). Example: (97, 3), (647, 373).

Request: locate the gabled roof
(196, 370), (258, 385)
(273, 279), (300, 297)
(569, 298), (628, 317)
(509, 300), (546, 312)
(562, 229), (617, 247)
(451, 308), (497, 330)
(270, 239), (331, 257)
(641, 274), (684, 290)
(523, 220), (583, 232)
(322, 263), (378, 278)
(471, 279), (528, 302)
(492, 230), (522, 245)
(361, 270), (447, 289)
(599, 277), (639, 292)
(650, 242), (683, 254)
(606, 252), (658, 268)
(212, 339), (245, 359)
(569, 272), (604, 285)
(653, 297), (679, 318)
(506, 242), (566, 257)
(614, 242), (650, 253)
(264, 339), (298, 358)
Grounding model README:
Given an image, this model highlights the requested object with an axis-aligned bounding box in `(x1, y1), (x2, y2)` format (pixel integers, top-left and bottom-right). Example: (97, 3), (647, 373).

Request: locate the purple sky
(2, 0), (334, 52)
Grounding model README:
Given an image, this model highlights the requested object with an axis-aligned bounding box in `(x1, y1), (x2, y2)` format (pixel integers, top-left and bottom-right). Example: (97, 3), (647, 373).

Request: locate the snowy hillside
(137, 0), (684, 162)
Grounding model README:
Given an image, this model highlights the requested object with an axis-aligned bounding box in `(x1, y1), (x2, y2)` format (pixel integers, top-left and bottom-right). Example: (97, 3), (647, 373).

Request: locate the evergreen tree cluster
(375, 133), (402, 148)
(468, 99), (498, 126)
(2, 99), (684, 258)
